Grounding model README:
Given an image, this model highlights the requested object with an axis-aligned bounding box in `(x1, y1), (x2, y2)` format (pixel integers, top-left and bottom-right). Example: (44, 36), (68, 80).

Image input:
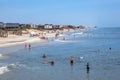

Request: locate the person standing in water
(25, 43), (27, 48)
(86, 62), (90, 74)
(42, 54), (47, 58)
(70, 56), (74, 65)
(29, 43), (31, 49)
(50, 60), (55, 66)
(109, 47), (111, 50)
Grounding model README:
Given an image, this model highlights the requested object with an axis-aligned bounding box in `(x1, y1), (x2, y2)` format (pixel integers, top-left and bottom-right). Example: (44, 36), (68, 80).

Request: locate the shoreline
(0, 28), (86, 54)
(0, 29), (71, 48)
(0, 38), (48, 55)
(0, 37), (49, 48)
(0, 30), (63, 54)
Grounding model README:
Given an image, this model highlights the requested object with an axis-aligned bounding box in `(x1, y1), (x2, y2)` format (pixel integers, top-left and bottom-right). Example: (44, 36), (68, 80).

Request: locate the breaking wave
(0, 63), (26, 75)
(71, 32), (83, 36)
(54, 39), (75, 43)
(0, 53), (2, 57)
(0, 66), (10, 75)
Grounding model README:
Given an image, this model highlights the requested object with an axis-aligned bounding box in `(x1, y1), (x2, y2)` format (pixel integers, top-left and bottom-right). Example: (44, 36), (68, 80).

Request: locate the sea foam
(0, 53), (2, 57)
(54, 39), (75, 43)
(71, 32), (83, 35)
(0, 63), (19, 75)
(0, 66), (10, 75)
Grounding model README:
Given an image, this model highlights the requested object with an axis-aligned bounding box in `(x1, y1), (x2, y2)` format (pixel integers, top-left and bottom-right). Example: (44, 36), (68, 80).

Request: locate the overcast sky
(0, 0), (120, 27)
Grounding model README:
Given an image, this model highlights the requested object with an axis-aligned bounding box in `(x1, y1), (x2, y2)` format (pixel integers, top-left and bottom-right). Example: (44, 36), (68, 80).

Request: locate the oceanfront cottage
(0, 22), (22, 37)
(44, 24), (60, 30)
(0, 22), (4, 29)
(4, 23), (21, 30)
(0, 22), (8, 37)
(44, 24), (53, 30)
(37, 24), (60, 30)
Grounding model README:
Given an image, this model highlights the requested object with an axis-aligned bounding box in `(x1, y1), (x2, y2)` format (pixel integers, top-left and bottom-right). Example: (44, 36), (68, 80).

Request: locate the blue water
(0, 27), (120, 80)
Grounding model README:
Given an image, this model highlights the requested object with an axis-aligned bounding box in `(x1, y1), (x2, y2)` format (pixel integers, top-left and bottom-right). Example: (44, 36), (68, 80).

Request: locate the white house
(30, 24), (38, 28)
(44, 24), (53, 29)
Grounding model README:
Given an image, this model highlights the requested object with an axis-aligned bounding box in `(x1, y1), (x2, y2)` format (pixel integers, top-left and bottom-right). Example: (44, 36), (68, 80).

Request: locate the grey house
(4, 23), (21, 29)
(0, 22), (4, 29)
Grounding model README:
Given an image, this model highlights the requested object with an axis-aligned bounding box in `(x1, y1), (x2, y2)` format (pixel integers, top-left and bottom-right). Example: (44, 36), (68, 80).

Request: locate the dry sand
(0, 29), (80, 48)
(0, 30), (64, 47)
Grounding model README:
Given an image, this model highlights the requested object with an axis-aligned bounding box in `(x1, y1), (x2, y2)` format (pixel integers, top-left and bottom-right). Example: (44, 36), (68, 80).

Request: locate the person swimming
(42, 54), (47, 58)
(42, 62), (48, 64)
(50, 60), (55, 66)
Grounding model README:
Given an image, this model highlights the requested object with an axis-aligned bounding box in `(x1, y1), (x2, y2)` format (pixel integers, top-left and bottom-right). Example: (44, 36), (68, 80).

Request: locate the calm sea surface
(0, 27), (120, 80)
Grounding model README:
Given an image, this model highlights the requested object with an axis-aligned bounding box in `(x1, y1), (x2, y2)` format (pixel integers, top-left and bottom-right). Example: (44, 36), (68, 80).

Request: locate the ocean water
(0, 27), (120, 80)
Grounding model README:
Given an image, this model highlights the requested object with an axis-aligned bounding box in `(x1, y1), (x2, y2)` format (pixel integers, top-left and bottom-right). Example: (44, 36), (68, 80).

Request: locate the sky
(0, 0), (120, 27)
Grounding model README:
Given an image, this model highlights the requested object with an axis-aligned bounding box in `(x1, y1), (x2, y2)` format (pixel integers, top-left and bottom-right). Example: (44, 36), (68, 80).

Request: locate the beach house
(4, 23), (21, 30)
(0, 22), (8, 37)
(30, 24), (38, 29)
(44, 24), (60, 30)
(37, 24), (45, 30)
(4, 23), (22, 35)
(0, 22), (4, 29)
(44, 24), (53, 30)
(37, 24), (59, 30)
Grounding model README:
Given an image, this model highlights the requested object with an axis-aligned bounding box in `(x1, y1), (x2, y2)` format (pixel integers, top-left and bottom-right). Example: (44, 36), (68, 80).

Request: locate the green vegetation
(21, 25), (31, 30)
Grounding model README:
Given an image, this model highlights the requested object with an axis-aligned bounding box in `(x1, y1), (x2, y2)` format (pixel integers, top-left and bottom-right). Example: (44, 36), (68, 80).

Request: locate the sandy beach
(0, 29), (70, 48)
(0, 27), (120, 80)
(0, 34), (48, 48)
(0, 28), (83, 56)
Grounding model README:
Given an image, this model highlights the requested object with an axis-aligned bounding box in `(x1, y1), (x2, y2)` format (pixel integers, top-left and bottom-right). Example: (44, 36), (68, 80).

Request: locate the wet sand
(0, 29), (70, 48)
